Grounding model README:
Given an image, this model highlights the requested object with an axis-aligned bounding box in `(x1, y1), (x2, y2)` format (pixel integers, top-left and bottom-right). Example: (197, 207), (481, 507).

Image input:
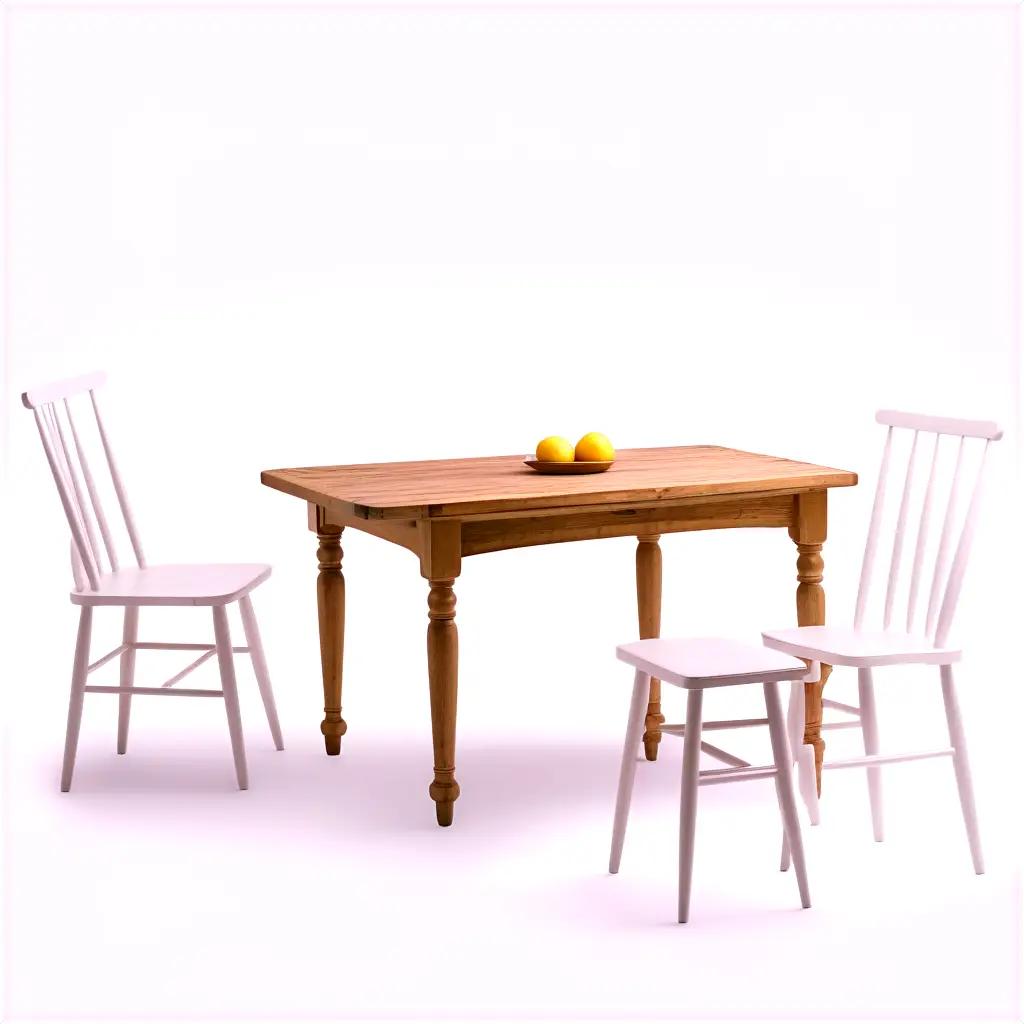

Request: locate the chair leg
(780, 830), (791, 873)
(764, 680), (811, 909)
(857, 667), (884, 842)
(677, 688), (703, 923)
(116, 607), (138, 755)
(238, 595), (284, 751)
(212, 606), (249, 791)
(61, 606), (93, 792)
(609, 670), (650, 874)
(787, 679), (821, 826)
(939, 664), (984, 874)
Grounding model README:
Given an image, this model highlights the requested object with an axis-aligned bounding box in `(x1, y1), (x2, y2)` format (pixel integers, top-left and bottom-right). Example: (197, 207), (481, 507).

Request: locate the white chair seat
(616, 636), (809, 689)
(762, 625), (961, 668)
(71, 563), (271, 607)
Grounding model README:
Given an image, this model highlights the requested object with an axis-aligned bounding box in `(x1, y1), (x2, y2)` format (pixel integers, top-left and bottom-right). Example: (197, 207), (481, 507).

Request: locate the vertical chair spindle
(70, 538), (87, 592)
(883, 430), (919, 630)
(854, 426), (893, 630)
(50, 403), (104, 573)
(906, 434), (941, 634)
(91, 390), (146, 568)
(65, 397), (119, 572)
(924, 437), (965, 639)
(34, 409), (101, 590)
(934, 443), (991, 649)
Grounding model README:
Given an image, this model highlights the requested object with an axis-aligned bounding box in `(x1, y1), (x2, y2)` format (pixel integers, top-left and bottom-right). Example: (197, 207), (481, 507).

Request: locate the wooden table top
(262, 445), (857, 521)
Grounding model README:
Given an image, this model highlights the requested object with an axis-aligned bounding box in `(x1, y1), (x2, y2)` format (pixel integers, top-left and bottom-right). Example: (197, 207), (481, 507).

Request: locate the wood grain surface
(263, 446), (857, 521)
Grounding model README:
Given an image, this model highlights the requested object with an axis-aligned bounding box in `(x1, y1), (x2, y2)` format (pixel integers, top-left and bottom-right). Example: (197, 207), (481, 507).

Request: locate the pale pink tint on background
(1, 3), (1021, 1022)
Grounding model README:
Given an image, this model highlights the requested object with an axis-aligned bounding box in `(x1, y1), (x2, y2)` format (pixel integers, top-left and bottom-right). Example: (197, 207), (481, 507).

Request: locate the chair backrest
(22, 372), (145, 590)
(854, 409), (1002, 647)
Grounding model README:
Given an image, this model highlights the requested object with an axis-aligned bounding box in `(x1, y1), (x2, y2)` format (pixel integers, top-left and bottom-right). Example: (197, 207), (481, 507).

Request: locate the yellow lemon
(575, 431), (615, 462)
(535, 435), (575, 462)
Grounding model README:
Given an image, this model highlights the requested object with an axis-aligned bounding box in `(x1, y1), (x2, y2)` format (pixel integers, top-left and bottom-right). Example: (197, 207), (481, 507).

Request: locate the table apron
(312, 489), (815, 559)
(459, 492), (795, 556)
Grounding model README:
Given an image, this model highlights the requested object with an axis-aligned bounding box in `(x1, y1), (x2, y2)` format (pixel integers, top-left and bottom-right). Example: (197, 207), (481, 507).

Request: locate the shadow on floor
(34, 731), (688, 841)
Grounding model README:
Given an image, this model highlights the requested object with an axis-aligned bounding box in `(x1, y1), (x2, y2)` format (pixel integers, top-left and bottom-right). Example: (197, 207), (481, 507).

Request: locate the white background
(1, 3), (1020, 1022)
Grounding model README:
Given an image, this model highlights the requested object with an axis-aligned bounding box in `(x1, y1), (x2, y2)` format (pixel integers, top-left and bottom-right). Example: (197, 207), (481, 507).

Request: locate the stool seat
(616, 636), (808, 689)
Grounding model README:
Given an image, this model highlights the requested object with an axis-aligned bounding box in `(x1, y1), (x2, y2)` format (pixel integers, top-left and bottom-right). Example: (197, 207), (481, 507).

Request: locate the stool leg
(610, 670), (651, 874)
(765, 680), (810, 909)
(858, 667), (884, 842)
(678, 688), (703, 923)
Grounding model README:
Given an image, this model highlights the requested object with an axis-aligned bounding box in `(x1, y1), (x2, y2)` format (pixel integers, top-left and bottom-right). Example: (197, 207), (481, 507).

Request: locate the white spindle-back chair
(763, 409), (1002, 874)
(23, 371), (284, 791)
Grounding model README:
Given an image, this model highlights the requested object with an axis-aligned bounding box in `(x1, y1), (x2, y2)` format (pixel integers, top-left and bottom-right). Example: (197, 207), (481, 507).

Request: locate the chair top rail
(22, 371), (107, 409)
(876, 409), (1003, 441)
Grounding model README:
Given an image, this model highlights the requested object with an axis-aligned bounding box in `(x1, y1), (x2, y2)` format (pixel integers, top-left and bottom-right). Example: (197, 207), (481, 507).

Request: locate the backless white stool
(611, 637), (813, 923)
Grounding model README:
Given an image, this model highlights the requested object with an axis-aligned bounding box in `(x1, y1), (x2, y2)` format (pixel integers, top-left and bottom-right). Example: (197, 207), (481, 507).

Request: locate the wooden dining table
(261, 445), (857, 826)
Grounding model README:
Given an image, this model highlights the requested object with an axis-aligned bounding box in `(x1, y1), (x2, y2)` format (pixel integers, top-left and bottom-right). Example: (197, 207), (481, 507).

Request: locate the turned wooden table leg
(421, 520), (462, 826)
(316, 517), (347, 756)
(426, 578), (460, 826)
(636, 534), (664, 761)
(791, 491), (831, 794)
